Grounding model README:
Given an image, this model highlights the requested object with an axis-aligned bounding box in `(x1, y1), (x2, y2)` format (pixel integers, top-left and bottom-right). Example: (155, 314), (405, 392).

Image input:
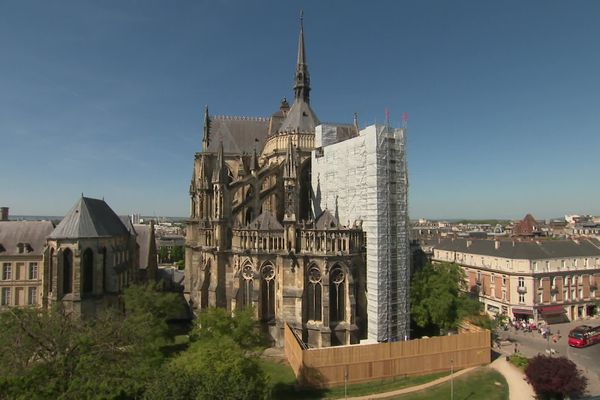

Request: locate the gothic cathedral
(185, 19), (368, 347)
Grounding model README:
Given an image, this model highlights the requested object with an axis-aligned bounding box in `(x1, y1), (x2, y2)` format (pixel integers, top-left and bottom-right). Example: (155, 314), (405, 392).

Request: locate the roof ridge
(212, 115), (269, 122)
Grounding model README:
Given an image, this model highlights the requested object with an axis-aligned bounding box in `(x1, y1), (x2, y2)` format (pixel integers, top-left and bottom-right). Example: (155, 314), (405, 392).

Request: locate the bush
(524, 355), (587, 399)
(508, 353), (529, 369)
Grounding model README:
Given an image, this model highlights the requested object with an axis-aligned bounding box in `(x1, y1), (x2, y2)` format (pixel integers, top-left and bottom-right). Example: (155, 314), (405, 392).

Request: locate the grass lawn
(392, 368), (508, 400)
(258, 358), (451, 399)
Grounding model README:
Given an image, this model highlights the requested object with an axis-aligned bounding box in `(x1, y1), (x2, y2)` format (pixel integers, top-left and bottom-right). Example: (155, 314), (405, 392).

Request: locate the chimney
(0, 207), (8, 221)
(495, 240), (500, 250)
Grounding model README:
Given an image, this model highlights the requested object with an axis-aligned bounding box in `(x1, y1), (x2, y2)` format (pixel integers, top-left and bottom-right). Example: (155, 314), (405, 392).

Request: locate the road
(497, 317), (600, 398)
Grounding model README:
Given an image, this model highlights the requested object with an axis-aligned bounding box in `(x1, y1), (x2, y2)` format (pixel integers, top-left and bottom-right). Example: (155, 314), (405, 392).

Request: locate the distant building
(512, 214), (544, 237)
(0, 218), (54, 308)
(433, 238), (600, 322)
(134, 222), (158, 282)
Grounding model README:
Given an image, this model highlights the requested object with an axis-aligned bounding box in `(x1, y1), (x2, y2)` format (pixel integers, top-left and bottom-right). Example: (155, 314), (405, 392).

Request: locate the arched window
(101, 247), (107, 292)
(49, 248), (54, 292)
(329, 267), (346, 323)
(245, 208), (254, 225)
(200, 261), (211, 309)
(307, 266), (322, 321)
(261, 264), (276, 322)
(82, 249), (94, 294)
(63, 249), (73, 294)
(240, 264), (254, 308)
(299, 161), (312, 221)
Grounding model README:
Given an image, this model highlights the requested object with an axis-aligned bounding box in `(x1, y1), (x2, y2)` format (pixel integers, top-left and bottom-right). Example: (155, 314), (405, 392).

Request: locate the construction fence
(284, 323), (491, 388)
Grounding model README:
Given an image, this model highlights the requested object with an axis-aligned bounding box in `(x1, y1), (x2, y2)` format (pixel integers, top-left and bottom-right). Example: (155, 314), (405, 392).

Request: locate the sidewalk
(490, 355), (535, 400)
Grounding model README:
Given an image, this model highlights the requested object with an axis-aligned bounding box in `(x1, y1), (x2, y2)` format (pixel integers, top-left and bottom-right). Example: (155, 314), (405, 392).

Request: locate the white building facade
(311, 123), (410, 342)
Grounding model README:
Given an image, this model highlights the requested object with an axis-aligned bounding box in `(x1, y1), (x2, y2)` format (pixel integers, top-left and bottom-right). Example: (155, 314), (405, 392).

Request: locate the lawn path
(344, 367), (476, 400)
(490, 356), (535, 400)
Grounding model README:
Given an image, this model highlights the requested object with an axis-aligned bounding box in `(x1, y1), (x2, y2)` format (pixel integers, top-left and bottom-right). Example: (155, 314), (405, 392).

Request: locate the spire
(293, 11), (310, 103)
(212, 141), (229, 183)
(202, 105), (210, 151)
(284, 138), (298, 179)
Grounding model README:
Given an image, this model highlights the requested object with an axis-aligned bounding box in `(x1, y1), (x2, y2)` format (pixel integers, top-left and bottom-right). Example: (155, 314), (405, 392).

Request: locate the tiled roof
(435, 238), (600, 260)
(0, 221), (54, 256)
(49, 197), (130, 239)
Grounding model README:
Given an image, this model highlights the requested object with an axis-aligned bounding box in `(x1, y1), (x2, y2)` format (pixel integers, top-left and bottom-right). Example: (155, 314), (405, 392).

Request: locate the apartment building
(0, 220), (55, 308)
(433, 238), (600, 323)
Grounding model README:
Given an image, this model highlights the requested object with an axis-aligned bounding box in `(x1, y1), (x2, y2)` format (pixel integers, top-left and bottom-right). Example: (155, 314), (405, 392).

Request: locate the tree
(410, 262), (482, 334)
(148, 336), (270, 400)
(525, 355), (587, 399)
(0, 283), (187, 399)
(144, 307), (270, 400)
(158, 246), (169, 263)
(170, 246), (184, 262)
(191, 306), (264, 350)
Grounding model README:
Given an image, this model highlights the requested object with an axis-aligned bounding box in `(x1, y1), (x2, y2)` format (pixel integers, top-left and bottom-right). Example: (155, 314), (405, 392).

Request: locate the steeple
(293, 11), (310, 103)
(202, 105), (210, 151)
(212, 141), (229, 183)
(284, 138), (298, 179)
(277, 12), (320, 134)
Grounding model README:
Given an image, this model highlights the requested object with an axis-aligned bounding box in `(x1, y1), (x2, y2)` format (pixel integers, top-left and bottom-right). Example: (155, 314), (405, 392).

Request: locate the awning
(538, 306), (565, 315)
(512, 308), (533, 315)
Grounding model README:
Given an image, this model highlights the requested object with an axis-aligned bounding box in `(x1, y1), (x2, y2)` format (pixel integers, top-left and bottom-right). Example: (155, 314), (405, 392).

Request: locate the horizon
(1, 1), (599, 219)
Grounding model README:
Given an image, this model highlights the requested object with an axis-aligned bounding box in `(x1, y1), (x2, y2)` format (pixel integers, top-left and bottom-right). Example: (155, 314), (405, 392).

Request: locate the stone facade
(185, 20), (368, 347)
(433, 238), (600, 322)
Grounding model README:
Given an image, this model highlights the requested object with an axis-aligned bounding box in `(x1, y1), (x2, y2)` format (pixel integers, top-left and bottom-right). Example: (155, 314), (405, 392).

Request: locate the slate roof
(277, 99), (320, 134)
(49, 197), (130, 239)
(246, 212), (284, 231)
(119, 216), (136, 235)
(205, 116), (270, 155)
(134, 224), (153, 270)
(315, 209), (340, 230)
(435, 238), (600, 260)
(0, 221), (55, 256)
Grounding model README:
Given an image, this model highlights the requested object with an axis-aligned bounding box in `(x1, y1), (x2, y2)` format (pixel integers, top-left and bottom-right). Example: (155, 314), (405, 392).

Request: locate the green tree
(170, 246), (185, 262)
(158, 246), (169, 263)
(0, 283), (187, 399)
(146, 336), (269, 400)
(410, 262), (482, 334)
(191, 306), (264, 350)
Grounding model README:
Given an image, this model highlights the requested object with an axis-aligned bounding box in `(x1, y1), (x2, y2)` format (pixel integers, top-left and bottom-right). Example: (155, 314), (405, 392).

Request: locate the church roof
(315, 209), (340, 229)
(205, 116), (269, 155)
(277, 99), (320, 134)
(0, 220), (54, 256)
(49, 197), (130, 239)
(246, 211), (284, 231)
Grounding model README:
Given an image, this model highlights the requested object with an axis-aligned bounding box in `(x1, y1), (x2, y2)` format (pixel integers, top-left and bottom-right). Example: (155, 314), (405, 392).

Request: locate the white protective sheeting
(312, 124), (410, 342)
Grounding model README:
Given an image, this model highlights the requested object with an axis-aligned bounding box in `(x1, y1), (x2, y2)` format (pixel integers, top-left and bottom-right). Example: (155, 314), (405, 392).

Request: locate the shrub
(524, 355), (587, 399)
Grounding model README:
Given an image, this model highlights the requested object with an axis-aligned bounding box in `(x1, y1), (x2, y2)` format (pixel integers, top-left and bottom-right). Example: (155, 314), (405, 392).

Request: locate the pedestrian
(514, 343), (518, 354)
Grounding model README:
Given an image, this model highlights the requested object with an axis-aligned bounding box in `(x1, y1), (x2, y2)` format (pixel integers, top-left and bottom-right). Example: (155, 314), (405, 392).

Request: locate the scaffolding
(312, 124), (410, 342)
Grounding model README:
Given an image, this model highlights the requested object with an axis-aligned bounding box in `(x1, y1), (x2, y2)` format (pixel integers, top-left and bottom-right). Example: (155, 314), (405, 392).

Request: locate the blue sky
(1, 0), (599, 219)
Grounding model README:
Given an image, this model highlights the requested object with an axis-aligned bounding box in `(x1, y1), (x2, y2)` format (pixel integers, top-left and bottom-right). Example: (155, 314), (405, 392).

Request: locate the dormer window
(17, 243), (24, 254)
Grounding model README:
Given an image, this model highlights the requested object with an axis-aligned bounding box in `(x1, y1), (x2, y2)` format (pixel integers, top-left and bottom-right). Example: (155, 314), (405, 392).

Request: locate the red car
(568, 325), (600, 348)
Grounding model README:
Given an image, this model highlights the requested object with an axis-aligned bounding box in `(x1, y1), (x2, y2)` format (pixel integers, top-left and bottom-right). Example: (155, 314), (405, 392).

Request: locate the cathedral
(184, 19), (371, 348)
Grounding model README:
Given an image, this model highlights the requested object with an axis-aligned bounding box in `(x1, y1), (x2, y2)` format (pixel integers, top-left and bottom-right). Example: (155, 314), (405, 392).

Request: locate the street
(497, 317), (600, 398)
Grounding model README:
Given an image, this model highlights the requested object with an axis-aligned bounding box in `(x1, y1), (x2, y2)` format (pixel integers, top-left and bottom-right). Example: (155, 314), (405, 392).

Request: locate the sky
(1, 0), (599, 219)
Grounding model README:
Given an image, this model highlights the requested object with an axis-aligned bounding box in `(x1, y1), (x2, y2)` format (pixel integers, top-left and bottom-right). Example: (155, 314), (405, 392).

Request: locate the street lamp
(450, 358), (454, 400)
